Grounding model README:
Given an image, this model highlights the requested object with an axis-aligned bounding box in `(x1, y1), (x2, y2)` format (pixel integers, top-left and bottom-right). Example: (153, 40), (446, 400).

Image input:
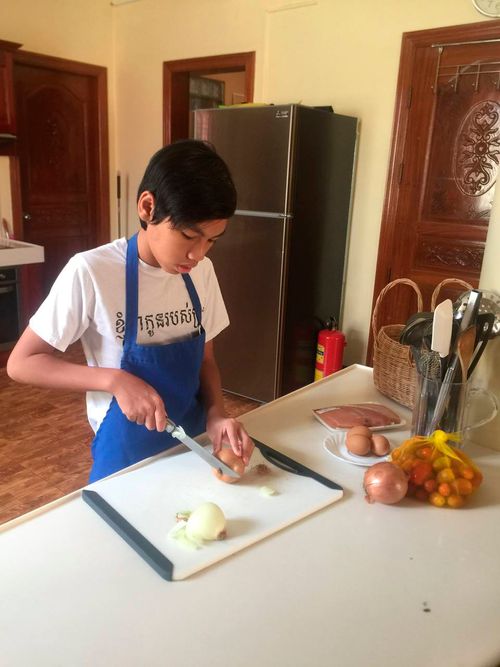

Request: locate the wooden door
(163, 52), (255, 143)
(12, 52), (109, 303)
(370, 20), (500, 360)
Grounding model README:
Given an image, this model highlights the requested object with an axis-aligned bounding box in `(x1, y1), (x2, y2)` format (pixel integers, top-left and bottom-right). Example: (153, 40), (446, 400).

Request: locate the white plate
(313, 402), (406, 433)
(323, 433), (392, 467)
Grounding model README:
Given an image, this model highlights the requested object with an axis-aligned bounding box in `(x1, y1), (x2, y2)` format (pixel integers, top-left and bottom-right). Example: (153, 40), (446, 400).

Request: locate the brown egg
(346, 434), (372, 456)
(346, 425), (372, 439)
(372, 434), (391, 457)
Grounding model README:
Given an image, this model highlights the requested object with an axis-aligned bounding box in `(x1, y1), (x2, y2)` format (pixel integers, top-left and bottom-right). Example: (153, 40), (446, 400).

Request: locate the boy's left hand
(207, 416), (254, 466)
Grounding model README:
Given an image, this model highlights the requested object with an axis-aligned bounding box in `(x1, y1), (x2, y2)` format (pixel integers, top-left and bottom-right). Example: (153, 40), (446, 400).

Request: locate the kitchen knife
(252, 438), (343, 491)
(165, 418), (240, 479)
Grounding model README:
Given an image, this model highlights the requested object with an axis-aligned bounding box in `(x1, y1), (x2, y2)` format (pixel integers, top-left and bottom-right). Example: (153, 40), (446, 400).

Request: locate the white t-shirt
(29, 238), (229, 432)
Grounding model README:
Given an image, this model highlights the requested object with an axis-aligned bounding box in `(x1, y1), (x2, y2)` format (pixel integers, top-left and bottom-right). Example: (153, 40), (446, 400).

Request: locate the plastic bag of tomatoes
(390, 430), (483, 508)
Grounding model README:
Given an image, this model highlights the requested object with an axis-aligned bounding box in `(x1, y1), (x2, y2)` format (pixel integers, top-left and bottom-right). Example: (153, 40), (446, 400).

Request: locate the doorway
(369, 20), (500, 361)
(11, 50), (109, 319)
(163, 52), (255, 143)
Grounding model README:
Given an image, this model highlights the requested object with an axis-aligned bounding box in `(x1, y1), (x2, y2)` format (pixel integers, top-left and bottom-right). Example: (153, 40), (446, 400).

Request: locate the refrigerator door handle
(235, 209), (293, 220)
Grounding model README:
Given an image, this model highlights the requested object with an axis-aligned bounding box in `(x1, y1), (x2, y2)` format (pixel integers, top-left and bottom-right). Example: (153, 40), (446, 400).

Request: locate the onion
(185, 502), (226, 541)
(213, 447), (246, 484)
(363, 462), (408, 505)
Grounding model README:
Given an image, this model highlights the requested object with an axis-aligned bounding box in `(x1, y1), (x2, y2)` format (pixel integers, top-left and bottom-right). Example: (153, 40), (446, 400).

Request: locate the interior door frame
(162, 51), (255, 144)
(368, 19), (500, 363)
(10, 49), (110, 246)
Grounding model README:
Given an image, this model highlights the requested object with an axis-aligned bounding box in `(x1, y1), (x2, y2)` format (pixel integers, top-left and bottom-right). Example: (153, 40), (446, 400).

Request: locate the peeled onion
(185, 502), (226, 541)
(363, 462), (408, 505)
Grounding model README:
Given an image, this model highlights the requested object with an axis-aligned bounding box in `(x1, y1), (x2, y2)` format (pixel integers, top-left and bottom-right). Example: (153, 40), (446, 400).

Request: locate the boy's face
(142, 217), (228, 274)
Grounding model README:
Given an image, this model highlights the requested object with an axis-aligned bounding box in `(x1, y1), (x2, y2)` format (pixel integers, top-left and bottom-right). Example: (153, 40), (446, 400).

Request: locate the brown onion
(213, 447), (246, 484)
(363, 462), (408, 505)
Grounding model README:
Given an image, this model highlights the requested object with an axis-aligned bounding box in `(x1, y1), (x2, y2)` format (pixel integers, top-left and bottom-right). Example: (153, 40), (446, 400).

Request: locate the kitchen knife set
(400, 288), (500, 431)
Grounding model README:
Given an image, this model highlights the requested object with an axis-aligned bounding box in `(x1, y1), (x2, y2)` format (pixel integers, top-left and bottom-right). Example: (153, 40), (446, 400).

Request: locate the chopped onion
(259, 485), (278, 497)
(363, 462), (408, 505)
(185, 502), (226, 541)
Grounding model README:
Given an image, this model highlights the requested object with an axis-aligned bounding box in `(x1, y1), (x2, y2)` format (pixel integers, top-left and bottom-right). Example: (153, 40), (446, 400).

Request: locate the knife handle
(253, 439), (343, 491)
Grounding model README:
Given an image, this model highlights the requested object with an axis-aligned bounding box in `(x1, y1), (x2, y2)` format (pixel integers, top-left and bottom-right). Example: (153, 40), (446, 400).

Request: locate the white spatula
(431, 299), (453, 379)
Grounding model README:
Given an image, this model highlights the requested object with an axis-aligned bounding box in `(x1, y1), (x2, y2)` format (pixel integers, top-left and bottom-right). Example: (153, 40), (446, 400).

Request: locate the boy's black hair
(137, 139), (237, 230)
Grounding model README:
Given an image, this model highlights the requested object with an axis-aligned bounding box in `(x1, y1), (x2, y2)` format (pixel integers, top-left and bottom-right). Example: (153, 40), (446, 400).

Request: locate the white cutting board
(84, 446), (343, 580)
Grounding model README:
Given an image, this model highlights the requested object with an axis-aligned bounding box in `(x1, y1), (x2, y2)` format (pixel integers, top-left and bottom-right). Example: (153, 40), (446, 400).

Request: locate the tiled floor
(0, 344), (259, 525)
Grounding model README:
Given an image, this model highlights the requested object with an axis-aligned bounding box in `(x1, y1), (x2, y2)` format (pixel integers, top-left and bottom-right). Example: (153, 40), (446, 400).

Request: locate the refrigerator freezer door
(193, 106), (293, 214)
(208, 213), (287, 403)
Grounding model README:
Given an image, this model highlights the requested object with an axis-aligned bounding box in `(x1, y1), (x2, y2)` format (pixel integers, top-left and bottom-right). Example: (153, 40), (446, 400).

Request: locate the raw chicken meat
(314, 403), (401, 429)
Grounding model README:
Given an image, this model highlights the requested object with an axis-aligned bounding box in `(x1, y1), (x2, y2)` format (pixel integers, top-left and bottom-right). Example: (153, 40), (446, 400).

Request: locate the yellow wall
(0, 0), (118, 236)
(1, 0), (498, 366)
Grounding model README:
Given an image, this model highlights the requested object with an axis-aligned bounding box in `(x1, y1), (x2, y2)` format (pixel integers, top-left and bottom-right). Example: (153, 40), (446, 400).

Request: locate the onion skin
(364, 462), (408, 505)
(213, 447), (246, 483)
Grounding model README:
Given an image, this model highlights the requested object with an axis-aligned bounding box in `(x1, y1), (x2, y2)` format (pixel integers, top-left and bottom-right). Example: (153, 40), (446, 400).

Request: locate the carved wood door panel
(13, 54), (109, 301)
(370, 21), (500, 360)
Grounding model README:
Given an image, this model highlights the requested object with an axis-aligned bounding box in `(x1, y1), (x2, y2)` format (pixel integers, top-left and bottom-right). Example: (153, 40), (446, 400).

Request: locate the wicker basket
(372, 278), (423, 409)
(430, 278), (473, 311)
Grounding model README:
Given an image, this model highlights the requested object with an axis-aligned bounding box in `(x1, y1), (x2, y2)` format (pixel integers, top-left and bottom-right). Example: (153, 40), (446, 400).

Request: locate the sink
(0, 238), (44, 267)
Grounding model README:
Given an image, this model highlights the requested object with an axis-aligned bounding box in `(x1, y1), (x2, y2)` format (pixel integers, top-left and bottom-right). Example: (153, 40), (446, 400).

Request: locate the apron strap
(124, 233), (204, 348)
(181, 273), (204, 335)
(124, 233), (140, 349)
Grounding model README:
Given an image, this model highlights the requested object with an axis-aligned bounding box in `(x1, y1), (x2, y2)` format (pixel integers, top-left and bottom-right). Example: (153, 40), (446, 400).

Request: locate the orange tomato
(424, 478), (437, 493)
(447, 494), (465, 509)
(437, 482), (452, 497)
(461, 466), (475, 480)
(429, 492), (446, 508)
(433, 456), (451, 471)
(436, 467), (455, 484)
(451, 478), (473, 496)
(409, 462), (434, 486)
(416, 446), (433, 460)
(472, 471), (484, 488)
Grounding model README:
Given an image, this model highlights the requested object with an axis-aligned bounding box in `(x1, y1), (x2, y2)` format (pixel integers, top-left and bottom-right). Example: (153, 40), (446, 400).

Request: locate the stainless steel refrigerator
(193, 104), (358, 403)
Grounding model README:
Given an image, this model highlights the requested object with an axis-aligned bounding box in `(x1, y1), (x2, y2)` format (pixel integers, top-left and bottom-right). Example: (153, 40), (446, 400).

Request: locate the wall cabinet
(0, 40), (21, 138)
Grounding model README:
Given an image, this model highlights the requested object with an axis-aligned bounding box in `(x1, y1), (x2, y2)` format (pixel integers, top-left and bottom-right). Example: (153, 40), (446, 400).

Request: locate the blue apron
(89, 233), (206, 482)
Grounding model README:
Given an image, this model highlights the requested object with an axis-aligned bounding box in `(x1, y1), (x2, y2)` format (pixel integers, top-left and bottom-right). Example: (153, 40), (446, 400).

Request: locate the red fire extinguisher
(314, 317), (346, 381)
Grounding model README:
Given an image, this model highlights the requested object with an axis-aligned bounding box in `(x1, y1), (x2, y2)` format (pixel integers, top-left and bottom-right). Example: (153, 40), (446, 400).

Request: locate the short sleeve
(29, 255), (95, 352)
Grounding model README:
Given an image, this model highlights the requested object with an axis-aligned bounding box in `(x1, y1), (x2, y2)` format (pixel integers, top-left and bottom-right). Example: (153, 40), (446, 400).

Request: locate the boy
(7, 140), (254, 481)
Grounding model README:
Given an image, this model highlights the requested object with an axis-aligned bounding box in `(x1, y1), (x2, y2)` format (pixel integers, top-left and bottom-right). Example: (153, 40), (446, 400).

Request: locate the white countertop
(0, 238), (44, 267)
(1, 365), (499, 667)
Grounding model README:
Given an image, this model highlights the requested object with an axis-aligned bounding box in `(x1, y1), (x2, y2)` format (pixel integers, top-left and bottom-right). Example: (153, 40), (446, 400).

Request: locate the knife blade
(165, 418), (240, 479)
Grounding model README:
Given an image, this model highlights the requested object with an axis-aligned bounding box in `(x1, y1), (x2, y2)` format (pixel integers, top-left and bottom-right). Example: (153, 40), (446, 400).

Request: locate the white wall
(1, 0), (495, 365)
(112, 0), (490, 365)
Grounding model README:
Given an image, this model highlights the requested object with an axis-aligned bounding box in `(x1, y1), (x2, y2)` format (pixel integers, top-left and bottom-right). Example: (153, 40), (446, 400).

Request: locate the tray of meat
(313, 402), (405, 432)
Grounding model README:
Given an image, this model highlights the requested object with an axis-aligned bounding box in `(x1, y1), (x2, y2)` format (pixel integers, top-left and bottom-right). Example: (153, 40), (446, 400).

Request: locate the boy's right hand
(110, 369), (167, 432)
